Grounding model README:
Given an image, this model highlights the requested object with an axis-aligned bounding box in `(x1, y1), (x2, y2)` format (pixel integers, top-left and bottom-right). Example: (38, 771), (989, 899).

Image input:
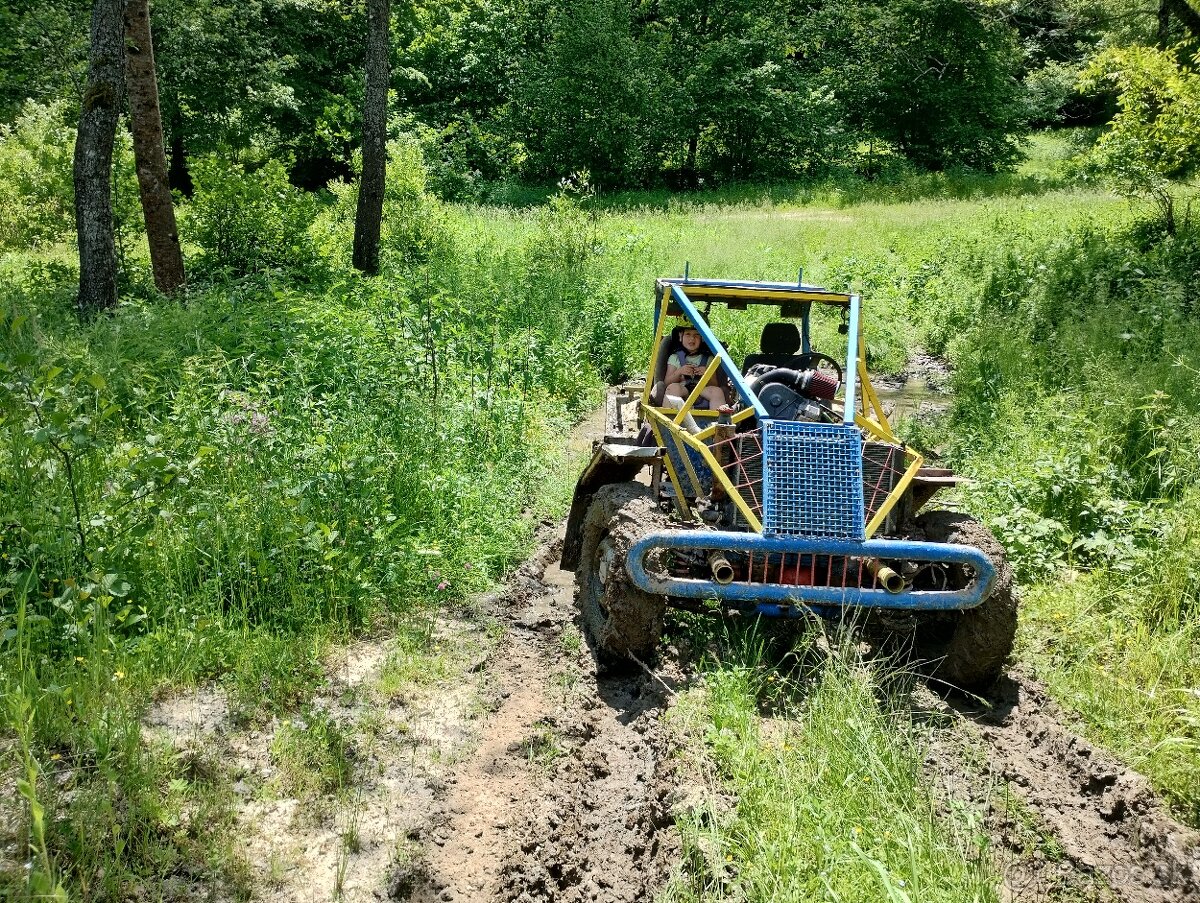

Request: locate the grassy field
(2, 124), (1199, 899)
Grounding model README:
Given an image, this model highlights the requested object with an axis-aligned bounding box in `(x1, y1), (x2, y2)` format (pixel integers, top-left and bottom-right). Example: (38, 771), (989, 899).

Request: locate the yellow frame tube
(673, 356), (724, 425)
(648, 419), (692, 519)
(677, 284), (852, 305)
(641, 292), (673, 406)
(854, 413), (896, 443)
(864, 451), (924, 538)
(643, 405), (764, 533)
(856, 357), (897, 444)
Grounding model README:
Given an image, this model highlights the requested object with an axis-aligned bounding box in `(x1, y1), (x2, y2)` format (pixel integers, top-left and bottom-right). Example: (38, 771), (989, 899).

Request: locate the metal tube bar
(864, 451), (924, 538)
(843, 294), (861, 425)
(642, 290), (672, 406)
(673, 355), (724, 425)
(625, 530), (996, 611)
(670, 284), (769, 418)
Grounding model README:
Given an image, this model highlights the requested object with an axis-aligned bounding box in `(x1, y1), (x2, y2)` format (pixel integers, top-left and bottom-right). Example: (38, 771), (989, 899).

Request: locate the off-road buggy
(561, 276), (1016, 691)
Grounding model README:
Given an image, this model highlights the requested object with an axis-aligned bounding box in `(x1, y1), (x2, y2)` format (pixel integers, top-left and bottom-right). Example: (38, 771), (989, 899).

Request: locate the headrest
(760, 322), (801, 355)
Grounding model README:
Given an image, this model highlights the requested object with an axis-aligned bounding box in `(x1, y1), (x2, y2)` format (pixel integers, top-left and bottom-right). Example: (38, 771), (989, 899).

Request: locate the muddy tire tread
(916, 510), (1018, 692)
(577, 483), (668, 662)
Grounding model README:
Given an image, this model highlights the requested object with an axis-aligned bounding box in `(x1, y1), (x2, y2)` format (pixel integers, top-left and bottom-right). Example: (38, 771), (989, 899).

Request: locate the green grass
(3, 121), (1200, 898)
(664, 628), (998, 903)
(1019, 572), (1200, 820)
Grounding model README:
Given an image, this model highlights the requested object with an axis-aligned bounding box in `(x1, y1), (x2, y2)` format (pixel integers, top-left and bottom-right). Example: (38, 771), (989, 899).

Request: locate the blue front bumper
(626, 530), (996, 614)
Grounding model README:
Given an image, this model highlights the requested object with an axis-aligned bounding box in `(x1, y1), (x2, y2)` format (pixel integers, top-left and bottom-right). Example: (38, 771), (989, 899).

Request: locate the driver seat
(742, 322), (806, 373)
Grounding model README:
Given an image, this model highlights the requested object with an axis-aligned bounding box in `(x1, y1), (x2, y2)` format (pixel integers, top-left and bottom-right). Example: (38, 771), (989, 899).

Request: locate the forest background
(2, 0), (1200, 900)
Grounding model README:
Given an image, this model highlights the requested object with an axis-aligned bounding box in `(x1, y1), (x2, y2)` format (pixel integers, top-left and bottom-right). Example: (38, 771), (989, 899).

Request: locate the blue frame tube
(626, 530), (996, 611)
(843, 294), (860, 425)
(670, 284), (770, 418)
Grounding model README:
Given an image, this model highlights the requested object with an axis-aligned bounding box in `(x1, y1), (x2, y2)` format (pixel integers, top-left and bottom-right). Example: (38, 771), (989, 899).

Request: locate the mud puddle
(405, 530), (682, 903)
(872, 348), (952, 421)
(919, 673), (1200, 902)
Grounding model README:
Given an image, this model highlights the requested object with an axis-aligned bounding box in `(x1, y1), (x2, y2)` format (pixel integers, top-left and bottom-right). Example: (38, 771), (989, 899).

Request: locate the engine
(747, 366), (840, 422)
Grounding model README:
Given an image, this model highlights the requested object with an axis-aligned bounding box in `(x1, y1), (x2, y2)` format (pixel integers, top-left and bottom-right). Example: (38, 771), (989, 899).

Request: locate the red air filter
(805, 369), (839, 400)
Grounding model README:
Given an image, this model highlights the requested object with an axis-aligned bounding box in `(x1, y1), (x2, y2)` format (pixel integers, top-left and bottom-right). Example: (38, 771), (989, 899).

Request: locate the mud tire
(577, 483), (669, 663)
(914, 510), (1018, 693)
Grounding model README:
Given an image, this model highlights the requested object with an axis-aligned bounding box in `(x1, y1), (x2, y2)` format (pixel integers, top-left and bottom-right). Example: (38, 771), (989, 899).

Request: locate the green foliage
(1024, 60), (1082, 125)
(186, 157), (319, 277)
(271, 707), (355, 797)
(0, 102), (76, 249)
(924, 209), (1200, 818)
(852, 0), (1027, 171)
(1079, 45), (1200, 230)
(513, 0), (673, 186)
(0, 2), (87, 122)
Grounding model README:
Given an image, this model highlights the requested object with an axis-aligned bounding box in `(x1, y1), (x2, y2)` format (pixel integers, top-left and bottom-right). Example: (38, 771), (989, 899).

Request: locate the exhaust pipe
(708, 550), (736, 585)
(866, 559), (905, 594)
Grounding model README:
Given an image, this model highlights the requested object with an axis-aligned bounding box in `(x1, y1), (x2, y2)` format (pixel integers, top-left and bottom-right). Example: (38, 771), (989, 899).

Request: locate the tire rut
(923, 672), (1200, 902)
(402, 528), (681, 903)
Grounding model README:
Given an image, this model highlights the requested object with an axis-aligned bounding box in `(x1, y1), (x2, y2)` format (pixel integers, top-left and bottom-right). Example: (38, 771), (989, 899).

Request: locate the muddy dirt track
(403, 530), (681, 903)
(396, 525), (1199, 903)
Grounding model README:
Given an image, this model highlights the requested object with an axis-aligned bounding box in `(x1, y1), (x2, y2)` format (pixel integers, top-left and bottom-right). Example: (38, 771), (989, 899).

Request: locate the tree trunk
(73, 0), (125, 314)
(124, 0), (185, 294)
(352, 0), (389, 276)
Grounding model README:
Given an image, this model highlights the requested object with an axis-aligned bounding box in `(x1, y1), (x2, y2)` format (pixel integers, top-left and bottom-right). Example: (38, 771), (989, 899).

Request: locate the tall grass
(0, 142), (616, 896)
(664, 628), (997, 903)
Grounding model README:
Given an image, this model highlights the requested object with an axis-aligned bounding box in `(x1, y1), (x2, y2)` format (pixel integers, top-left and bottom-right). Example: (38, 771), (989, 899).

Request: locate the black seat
(742, 322), (806, 372)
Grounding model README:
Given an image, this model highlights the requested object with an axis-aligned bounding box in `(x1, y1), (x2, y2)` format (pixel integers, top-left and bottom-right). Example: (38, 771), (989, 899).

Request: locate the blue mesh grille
(762, 421), (865, 539)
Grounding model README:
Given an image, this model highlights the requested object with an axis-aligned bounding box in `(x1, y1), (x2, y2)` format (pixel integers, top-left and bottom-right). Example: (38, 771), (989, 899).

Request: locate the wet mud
(922, 673), (1200, 902)
(405, 531), (681, 903)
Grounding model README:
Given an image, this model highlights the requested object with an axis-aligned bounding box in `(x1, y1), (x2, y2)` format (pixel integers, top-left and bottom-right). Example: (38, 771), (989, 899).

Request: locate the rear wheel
(913, 511), (1018, 692)
(577, 483), (669, 663)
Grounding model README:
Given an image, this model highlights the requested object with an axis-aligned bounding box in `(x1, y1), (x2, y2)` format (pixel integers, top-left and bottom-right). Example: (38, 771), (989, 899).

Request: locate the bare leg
(700, 386), (727, 409)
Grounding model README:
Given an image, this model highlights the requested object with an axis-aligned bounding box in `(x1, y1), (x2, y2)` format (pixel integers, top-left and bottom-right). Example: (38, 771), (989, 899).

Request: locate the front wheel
(576, 483), (668, 663)
(913, 511), (1018, 692)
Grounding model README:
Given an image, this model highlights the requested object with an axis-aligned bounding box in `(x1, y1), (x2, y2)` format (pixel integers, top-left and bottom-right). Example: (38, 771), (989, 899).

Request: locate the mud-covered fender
(560, 443), (661, 572)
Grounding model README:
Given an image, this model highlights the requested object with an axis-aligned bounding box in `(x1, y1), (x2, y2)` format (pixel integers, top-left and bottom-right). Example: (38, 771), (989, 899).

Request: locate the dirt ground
(139, 522), (1200, 903)
(404, 532), (682, 903)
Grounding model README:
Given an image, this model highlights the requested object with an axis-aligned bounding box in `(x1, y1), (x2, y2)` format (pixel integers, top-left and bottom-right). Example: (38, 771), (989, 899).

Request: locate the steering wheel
(797, 352), (843, 385)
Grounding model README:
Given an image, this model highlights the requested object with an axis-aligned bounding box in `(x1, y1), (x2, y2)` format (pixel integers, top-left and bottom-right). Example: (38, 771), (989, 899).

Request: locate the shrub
(185, 157), (319, 277)
(1078, 45), (1200, 233)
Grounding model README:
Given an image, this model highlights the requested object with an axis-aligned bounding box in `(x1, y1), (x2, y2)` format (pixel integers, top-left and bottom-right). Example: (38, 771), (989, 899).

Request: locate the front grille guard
(626, 530), (996, 612)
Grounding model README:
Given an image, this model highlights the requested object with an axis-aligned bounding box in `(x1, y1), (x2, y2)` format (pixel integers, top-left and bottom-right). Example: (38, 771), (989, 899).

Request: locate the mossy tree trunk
(124, 0), (185, 295)
(73, 0), (125, 314)
(352, 0), (389, 276)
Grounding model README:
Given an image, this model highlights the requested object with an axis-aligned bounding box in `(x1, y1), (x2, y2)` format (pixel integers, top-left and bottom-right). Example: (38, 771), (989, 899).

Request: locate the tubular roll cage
(631, 277), (995, 612)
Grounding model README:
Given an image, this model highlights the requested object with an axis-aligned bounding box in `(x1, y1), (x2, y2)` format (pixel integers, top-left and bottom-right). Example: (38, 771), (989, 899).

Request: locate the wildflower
(74, 656), (85, 663)
(114, 669), (125, 681)
(437, 580), (450, 591)
(50, 754), (61, 761)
